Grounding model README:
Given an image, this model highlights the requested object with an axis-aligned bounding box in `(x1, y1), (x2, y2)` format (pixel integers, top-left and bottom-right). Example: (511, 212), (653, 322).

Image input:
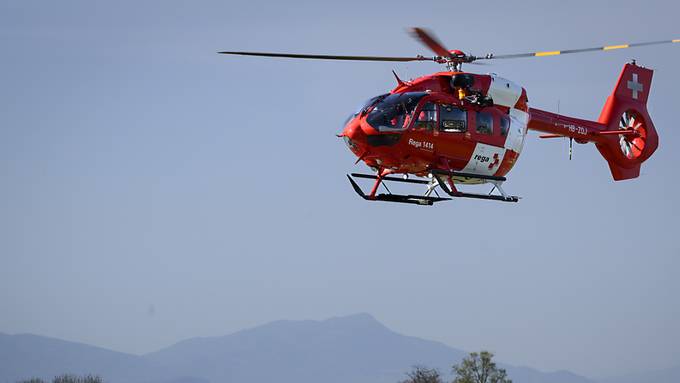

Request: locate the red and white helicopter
(220, 28), (677, 205)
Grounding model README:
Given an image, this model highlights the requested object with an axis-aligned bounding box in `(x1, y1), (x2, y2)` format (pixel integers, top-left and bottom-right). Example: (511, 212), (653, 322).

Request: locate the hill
(599, 365), (680, 383)
(0, 332), (159, 382)
(1, 314), (596, 383)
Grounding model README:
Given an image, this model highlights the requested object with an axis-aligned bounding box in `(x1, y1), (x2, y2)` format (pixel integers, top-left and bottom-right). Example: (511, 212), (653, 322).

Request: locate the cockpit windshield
(342, 93), (389, 128)
(366, 92), (428, 132)
(357, 93), (389, 115)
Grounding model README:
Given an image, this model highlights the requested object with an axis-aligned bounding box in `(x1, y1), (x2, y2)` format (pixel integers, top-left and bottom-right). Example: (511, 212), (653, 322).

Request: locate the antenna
(558, 99), (573, 161)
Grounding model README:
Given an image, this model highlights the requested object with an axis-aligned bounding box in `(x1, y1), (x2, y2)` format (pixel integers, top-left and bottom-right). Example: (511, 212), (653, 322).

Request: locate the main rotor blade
(218, 51), (433, 62)
(409, 27), (451, 57)
(479, 38), (680, 60)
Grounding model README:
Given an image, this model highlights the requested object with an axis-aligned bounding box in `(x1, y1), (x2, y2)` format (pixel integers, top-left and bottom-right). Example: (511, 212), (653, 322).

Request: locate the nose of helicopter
(341, 117), (368, 155)
(341, 115), (404, 169)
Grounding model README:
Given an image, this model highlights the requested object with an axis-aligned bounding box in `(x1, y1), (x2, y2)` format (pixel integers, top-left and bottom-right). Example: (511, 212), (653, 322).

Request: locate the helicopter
(219, 28), (677, 205)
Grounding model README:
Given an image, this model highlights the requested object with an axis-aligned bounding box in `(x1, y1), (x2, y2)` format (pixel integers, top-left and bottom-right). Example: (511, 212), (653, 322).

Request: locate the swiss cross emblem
(627, 73), (643, 100)
(488, 153), (500, 170)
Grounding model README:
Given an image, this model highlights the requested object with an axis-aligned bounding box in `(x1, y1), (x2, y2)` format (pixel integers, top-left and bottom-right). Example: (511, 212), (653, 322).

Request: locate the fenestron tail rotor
(618, 110), (647, 159)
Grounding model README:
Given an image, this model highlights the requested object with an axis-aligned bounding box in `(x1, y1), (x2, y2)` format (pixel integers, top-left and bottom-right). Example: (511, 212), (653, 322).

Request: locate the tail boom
(528, 108), (608, 142)
(527, 63), (658, 180)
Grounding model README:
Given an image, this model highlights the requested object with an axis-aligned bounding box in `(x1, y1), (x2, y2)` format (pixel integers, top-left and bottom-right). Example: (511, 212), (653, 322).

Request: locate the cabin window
(500, 115), (510, 136)
(414, 102), (437, 130)
(476, 112), (493, 135)
(440, 105), (467, 132)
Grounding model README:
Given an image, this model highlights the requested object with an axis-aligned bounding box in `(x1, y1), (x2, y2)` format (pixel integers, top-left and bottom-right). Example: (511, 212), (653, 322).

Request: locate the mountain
(144, 313), (468, 383)
(507, 367), (593, 383)
(1, 314), (596, 383)
(0, 332), (161, 383)
(599, 365), (680, 383)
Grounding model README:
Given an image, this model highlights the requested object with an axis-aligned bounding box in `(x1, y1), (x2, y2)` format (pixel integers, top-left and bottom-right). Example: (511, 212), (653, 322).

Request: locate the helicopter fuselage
(341, 71), (530, 182)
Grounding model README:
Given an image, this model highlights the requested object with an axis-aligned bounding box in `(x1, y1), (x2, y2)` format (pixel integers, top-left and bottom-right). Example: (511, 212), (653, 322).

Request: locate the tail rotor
(618, 110), (648, 159)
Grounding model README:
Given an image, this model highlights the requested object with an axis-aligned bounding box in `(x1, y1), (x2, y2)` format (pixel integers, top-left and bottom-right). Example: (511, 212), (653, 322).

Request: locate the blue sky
(1, 0), (679, 378)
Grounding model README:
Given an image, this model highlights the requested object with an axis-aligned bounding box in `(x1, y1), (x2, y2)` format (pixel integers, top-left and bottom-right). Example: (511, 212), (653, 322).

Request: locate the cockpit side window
(440, 104), (467, 133)
(476, 111), (493, 135)
(500, 115), (510, 136)
(414, 102), (437, 130)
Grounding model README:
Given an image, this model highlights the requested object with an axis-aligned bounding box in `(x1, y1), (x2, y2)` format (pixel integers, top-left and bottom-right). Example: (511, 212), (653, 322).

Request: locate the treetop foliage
(17, 374), (103, 383)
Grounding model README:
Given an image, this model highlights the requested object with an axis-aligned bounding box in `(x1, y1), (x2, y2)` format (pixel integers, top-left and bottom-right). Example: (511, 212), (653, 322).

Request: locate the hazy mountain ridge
(0, 332), (162, 383)
(144, 313), (469, 383)
(599, 365), (680, 383)
(0, 313), (626, 383)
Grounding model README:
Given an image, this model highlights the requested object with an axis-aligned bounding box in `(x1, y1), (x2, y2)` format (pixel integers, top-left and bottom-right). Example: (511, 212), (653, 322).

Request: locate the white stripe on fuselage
(505, 108), (529, 154)
(488, 75), (522, 108)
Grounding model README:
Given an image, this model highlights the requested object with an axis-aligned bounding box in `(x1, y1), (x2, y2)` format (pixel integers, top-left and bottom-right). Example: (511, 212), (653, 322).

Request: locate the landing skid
(347, 170), (520, 205)
(430, 170), (520, 203)
(347, 175), (450, 206)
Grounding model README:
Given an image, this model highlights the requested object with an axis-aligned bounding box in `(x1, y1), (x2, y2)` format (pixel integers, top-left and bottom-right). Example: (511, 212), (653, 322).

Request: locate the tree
(452, 351), (511, 383)
(17, 376), (103, 383)
(52, 375), (103, 383)
(402, 365), (443, 383)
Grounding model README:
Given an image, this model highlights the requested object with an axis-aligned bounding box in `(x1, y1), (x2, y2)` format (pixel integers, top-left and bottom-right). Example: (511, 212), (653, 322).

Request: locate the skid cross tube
(431, 171), (520, 203)
(347, 174), (450, 205)
(429, 169), (507, 182)
(350, 173), (431, 185)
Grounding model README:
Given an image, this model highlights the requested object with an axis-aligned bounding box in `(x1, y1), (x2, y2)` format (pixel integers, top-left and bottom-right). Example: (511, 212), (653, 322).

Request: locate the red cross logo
(488, 153), (500, 170)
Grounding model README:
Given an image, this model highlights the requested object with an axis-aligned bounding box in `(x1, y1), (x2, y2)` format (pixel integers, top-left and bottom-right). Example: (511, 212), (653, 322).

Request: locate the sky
(1, 0), (679, 379)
